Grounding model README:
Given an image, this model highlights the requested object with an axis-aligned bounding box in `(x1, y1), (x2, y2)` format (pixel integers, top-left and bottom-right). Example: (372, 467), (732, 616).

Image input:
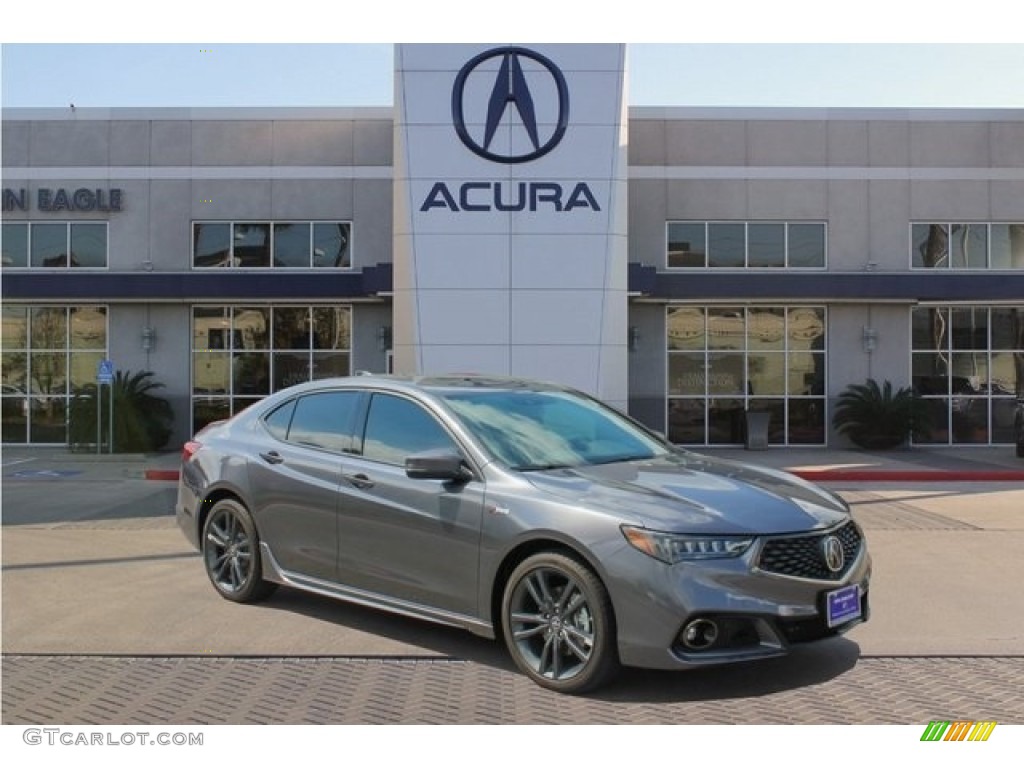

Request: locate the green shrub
(832, 379), (931, 449)
(69, 370), (174, 452)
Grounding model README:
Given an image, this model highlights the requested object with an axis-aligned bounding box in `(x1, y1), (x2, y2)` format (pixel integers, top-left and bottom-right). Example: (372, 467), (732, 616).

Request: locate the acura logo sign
(452, 46), (569, 164)
(421, 46), (599, 213)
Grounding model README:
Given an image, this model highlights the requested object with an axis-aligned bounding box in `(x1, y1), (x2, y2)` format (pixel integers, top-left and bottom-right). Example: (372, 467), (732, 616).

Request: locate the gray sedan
(176, 374), (870, 694)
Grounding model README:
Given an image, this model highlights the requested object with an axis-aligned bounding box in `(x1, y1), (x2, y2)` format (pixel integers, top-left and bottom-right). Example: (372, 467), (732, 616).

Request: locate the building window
(667, 222), (825, 269)
(191, 305), (352, 432)
(911, 223), (1024, 269)
(1, 305), (108, 443)
(911, 306), (1024, 445)
(666, 305), (827, 446)
(1, 222), (108, 268)
(192, 221), (352, 269)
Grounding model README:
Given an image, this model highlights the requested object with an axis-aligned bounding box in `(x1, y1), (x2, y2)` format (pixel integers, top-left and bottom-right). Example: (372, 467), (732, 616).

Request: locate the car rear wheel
(202, 499), (277, 603)
(501, 552), (619, 694)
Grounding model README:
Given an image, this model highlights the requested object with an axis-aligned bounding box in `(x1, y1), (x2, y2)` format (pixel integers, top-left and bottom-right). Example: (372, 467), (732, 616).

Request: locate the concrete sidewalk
(701, 445), (1024, 482)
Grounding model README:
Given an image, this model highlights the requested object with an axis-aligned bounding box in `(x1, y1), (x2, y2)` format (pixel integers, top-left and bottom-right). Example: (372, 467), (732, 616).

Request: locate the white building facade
(3, 44), (1023, 448)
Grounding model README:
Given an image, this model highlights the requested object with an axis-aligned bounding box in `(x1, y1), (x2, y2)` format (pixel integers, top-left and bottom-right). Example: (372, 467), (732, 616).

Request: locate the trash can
(745, 410), (770, 450)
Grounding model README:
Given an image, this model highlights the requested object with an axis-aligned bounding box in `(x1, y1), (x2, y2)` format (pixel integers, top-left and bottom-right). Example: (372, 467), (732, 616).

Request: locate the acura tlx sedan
(176, 374), (870, 694)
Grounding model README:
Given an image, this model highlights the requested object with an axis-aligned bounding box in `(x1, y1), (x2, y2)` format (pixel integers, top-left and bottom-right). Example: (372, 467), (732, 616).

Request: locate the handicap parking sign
(97, 359), (114, 384)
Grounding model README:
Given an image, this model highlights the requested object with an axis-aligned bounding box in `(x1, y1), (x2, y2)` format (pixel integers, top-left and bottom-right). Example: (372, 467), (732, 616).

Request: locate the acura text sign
(393, 44), (628, 407)
(419, 180), (600, 212)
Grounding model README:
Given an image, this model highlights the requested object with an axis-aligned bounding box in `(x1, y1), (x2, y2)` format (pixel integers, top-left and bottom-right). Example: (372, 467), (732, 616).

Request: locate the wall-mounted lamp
(862, 326), (878, 353)
(141, 326), (157, 352)
(628, 326), (640, 352)
(377, 324), (393, 352)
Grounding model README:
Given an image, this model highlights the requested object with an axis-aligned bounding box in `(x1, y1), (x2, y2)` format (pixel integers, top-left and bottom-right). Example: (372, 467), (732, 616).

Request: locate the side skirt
(260, 543), (496, 639)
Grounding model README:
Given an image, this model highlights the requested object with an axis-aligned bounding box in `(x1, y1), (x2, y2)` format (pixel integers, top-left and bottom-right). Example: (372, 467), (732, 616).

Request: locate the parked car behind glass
(1015, 398), (1024, 457)
(177, 374), (870, 693)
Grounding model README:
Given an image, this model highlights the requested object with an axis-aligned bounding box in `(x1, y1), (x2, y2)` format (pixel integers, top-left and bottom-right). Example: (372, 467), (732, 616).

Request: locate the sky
(3, 1), (1023, 110)
(3, 43), (1024, 110)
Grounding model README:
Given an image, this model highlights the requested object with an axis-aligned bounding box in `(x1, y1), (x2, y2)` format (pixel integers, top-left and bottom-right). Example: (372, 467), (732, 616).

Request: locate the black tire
(501, 552), (620, 694)
(201, 498), (277, 603)
(1016, 441), (1024, 458)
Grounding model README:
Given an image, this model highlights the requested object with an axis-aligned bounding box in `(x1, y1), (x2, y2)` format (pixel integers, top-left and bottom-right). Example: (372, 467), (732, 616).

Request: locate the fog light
(680, 619), (719, 650)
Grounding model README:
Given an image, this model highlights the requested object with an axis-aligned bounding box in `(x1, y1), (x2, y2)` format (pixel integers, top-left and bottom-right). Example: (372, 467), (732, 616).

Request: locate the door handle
(259, 451), (284, 465)
(344, 472), (375, 490)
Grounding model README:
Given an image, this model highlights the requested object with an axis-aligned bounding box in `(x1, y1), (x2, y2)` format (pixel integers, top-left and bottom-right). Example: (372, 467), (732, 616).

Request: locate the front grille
(757, 521), (862, 581)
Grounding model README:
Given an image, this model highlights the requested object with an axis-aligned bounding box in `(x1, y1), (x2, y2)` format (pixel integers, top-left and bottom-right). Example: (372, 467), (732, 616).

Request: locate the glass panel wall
(912, 223), (1024, 269)
(193, 221), (352, 269)
(1, 223), (108, 269)
(1, 305), (107, 443)
(911, 305), (1024, 444)
(667, 305), (826, 445)
(191, 305), (352, 432)
(667, 222), (825, 268)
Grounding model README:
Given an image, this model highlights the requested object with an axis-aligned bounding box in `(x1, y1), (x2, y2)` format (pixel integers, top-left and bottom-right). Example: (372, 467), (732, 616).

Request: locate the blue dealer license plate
(825, 585), (861, 628)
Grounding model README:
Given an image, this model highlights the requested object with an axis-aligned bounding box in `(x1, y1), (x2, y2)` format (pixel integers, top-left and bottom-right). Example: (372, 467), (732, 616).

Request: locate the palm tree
(69, 370), (174, 452)
(832, 379), (931, 450)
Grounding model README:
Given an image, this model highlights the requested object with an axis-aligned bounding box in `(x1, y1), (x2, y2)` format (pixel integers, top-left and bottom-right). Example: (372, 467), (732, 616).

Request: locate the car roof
(308, 373), (575, 394)
(235, 375), (582, 424)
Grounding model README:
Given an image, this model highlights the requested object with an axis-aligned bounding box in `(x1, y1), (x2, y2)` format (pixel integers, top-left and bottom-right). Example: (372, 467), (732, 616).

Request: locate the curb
(144, 469), (180, 481)
(790, 469), (1024, 483)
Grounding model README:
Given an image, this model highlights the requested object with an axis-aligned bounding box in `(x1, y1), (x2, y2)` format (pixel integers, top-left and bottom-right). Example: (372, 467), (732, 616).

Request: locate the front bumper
(610, 522), (872, 670)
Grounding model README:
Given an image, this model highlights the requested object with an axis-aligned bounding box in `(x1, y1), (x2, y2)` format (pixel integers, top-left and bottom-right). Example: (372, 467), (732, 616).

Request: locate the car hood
(522, 452), (849, 534)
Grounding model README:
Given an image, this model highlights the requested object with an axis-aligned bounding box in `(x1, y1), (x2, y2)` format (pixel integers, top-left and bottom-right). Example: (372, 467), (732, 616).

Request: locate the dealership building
(2, 44), (1023, 449)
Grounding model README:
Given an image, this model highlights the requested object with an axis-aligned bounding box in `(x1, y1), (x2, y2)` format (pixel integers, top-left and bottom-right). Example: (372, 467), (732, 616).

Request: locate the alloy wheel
(506, 563), (599, 683)
(204, 506), (254, 594)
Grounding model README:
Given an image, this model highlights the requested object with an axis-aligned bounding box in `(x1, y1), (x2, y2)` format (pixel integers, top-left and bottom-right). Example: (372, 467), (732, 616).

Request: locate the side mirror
(405, 449), (473, 483)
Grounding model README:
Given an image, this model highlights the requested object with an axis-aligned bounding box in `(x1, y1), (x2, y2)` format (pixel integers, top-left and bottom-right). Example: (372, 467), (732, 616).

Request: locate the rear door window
(285, 390), (361, 453)
(262, 400), (295, 440)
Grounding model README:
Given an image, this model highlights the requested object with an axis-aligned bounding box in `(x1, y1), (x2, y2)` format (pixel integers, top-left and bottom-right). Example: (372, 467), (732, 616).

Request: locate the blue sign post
(96, 359), (115, 453)
(97, 359), (114, 385)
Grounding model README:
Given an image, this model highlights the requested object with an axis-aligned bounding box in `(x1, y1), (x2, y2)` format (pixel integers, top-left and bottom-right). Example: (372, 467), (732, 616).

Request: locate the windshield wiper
(588, 454), (654, 466)
(512, 463), (576, 472)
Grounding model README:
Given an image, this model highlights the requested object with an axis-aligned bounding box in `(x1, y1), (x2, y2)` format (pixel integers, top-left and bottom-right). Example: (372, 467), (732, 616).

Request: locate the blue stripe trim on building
(627, 264), (1024, 302)
(4, 264), (1019, 303)
(1, 264), (395, 301)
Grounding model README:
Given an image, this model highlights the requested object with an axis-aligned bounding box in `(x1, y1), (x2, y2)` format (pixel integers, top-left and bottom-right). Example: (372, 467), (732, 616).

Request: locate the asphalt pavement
(2, 443), (1023, 724)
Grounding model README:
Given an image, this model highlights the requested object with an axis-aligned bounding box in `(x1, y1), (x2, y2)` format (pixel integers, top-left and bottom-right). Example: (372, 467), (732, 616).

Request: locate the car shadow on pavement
(258, 585), (861, 701)
(258, 586), (517, 671)
(600, 639), (860, 702)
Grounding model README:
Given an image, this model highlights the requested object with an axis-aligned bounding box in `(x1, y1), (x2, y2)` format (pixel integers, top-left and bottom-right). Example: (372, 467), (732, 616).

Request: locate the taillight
(182, 440), (202, 463)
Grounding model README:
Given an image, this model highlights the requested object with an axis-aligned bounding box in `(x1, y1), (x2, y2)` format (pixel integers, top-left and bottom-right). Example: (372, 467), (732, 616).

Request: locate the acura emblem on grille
(821, 535), (845, 573)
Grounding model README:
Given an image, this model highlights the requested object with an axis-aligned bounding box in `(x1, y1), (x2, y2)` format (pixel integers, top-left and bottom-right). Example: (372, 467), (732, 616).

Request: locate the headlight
(621, 525), (753, 564)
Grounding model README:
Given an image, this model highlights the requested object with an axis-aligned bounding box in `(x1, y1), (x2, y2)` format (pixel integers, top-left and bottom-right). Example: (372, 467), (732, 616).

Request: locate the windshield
(437, 389), (669, 470)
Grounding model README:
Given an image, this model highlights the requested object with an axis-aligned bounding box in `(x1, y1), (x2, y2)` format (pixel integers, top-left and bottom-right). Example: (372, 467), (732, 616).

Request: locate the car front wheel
(501, 552), (619, 694)
(202, 498), (277, 603)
